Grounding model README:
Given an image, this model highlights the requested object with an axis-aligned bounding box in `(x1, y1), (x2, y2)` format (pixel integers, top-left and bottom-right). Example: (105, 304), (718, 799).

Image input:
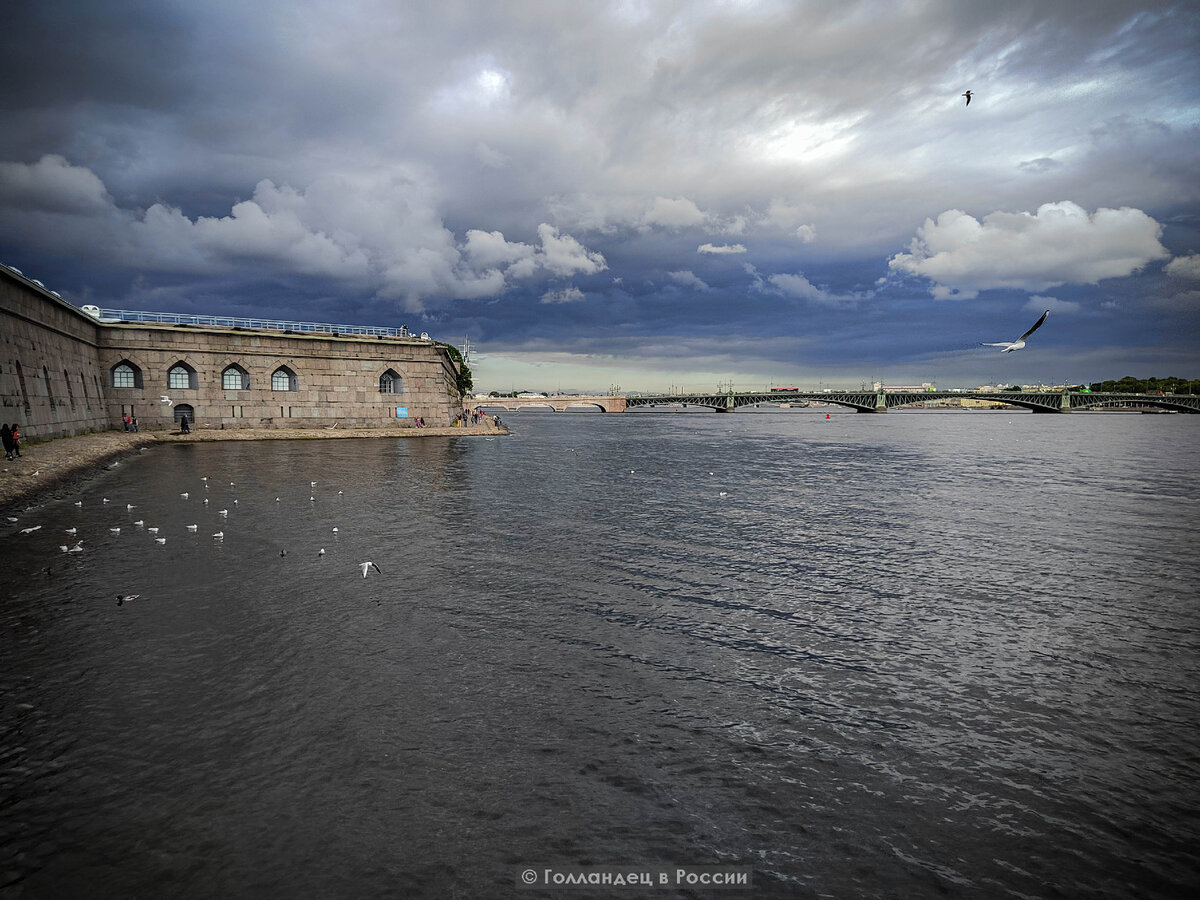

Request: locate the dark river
(2, 409), (1198, 898)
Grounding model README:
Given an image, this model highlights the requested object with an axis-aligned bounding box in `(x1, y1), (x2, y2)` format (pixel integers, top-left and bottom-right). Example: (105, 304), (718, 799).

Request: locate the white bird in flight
(160, 395), (173, 406)
(360, 562), (382, 578)
(980, 309), (1049, 353)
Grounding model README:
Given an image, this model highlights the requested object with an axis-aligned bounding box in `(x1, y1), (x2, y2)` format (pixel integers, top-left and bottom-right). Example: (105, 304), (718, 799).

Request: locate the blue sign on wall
(396, 407), (408, 418)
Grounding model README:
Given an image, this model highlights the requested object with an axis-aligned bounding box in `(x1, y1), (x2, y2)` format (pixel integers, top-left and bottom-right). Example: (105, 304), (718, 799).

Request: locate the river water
(2, 409), (1198, 898)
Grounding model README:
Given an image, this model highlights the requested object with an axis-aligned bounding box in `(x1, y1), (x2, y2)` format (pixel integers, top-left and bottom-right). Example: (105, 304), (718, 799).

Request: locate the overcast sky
(2, 0), (1198, 391)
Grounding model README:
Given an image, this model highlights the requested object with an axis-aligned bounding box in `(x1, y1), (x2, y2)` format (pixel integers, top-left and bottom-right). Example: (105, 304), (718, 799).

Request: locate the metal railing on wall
(95, 308), (423, 339)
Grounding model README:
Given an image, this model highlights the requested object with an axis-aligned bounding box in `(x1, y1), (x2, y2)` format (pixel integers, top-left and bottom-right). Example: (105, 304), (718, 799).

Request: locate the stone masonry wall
(98, 324), (462, 430)
(2, 265), (463, 439)
(1, 268), (109, 439)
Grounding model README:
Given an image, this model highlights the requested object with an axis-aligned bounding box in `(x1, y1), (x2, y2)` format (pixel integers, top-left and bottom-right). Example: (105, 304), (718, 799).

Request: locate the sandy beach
(0, 423), (507, 513)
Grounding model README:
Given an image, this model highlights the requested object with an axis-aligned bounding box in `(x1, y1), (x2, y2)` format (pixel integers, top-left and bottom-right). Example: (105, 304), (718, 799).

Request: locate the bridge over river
(469, 389), (1200, 414)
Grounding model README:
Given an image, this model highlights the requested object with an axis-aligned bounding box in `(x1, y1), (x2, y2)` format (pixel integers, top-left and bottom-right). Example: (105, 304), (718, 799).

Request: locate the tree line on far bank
(1088, 376), (1200, 394)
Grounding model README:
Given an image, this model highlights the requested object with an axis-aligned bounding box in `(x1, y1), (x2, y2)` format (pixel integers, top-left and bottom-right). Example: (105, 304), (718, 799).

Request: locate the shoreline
(0, 424), (508, 513)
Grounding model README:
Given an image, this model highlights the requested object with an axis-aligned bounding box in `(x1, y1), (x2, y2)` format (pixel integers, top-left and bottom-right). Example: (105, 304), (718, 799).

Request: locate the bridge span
(469, 390), (1200, 414)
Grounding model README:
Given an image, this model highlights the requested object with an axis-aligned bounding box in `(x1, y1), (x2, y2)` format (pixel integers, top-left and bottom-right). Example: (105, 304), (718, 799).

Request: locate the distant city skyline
(2, 1), (1198, 393)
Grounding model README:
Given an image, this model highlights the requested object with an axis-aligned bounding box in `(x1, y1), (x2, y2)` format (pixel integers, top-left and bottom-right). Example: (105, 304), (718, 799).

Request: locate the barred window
(168, 364), (197, 390)
(272, 366), (298, 391)
(222, 365), (249, 390)
(112, 363), (139, 388)
(379, 369), (402, 394)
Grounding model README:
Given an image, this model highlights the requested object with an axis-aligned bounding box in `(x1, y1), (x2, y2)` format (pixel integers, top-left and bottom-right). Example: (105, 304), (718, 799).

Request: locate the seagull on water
(110, 527), (120, 533)
(360, 562), (382, 578)
(318, 548), (326, 556)
(218, 509), (228, 517)
(65, 527), (76, 535)
(20, 526), (42, 534)
(186, 524), (198, 532)
(962, 90), (973, 106)
(148, 527), (159, 533)
(980, 309), (1050, 353)
(68, 541), (84, 552)
(74, 501), (83, 507)
(116, 594), (140, 605)
(180, 492), (189, 499)
(213, 531), (224, 540)
(155, 538), (166, 544)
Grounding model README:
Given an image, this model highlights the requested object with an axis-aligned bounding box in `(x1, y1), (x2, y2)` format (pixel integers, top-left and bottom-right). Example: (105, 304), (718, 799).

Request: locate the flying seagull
(160, 395), (174, 406)
(962, 90), (972, 106)
(360, 562), (382, 578)
(981, 309), (1049, 353)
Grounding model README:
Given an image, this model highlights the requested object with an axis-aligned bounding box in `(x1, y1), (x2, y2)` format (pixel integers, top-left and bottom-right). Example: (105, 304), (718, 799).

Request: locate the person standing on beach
(1, 424), (12, 460)
(10, 424), (21, 457)
(180, 414), (190, 434)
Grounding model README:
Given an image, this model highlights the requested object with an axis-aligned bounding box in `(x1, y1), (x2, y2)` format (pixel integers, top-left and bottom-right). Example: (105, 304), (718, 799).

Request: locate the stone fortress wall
(1, 265), (464, 440)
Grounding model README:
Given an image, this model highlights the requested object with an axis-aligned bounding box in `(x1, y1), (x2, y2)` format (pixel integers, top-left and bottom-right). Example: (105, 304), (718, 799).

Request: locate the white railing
(95, 308), (424, 339)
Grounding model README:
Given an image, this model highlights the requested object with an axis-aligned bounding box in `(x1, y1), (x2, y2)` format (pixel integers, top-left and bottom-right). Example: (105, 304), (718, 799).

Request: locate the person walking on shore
(1, 424), (12, 460)
(10, 424), (21, 457)
(180, 414), (190, 434)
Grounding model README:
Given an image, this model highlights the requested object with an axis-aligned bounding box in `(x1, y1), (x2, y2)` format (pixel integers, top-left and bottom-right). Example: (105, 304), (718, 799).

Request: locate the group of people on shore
(1, 423), (21, 460)
(454, 409), (502, 429)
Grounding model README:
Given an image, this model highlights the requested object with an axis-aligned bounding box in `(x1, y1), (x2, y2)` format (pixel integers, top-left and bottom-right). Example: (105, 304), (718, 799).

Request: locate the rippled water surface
(3, 410), (1199, 898)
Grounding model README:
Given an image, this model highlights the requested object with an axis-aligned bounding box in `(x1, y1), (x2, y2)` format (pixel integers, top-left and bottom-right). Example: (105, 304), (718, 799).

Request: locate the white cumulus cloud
(697, 243), (746, 255)
(642, 196), (706, 229)
(535, 223), (607, 277)
(768, 272), (826, 302)
(0, 154), (112, 215)
(888, 202), (1170, 300)
(1165, 253), (1200, 280)
(668, 270), (709, 291)
(541, 286), (585, 304)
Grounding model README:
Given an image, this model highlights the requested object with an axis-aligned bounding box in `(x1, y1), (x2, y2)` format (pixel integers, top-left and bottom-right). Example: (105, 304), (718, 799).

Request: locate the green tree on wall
(444, 344), (473, 396)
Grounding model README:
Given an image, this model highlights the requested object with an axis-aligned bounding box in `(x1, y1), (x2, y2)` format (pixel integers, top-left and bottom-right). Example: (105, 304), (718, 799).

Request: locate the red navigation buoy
(825, 413), (831, 419)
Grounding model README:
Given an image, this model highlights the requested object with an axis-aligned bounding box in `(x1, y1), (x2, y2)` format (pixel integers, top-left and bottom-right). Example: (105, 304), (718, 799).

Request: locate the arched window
(173, 404), (195, 426)
(111, 361), (143, 389)
(168, 362), (198, 390)
(379, 369), (403, 394)
(222, 364), (249, 390)
(272, 366), (298, 392)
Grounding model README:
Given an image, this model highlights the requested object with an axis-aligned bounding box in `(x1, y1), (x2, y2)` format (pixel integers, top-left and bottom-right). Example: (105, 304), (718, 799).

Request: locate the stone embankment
(1, 423), (507, 513)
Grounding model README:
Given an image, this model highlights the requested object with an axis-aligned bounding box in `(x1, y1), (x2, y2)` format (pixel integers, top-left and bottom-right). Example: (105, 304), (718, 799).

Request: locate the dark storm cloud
(1, 0), (1198, 390)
